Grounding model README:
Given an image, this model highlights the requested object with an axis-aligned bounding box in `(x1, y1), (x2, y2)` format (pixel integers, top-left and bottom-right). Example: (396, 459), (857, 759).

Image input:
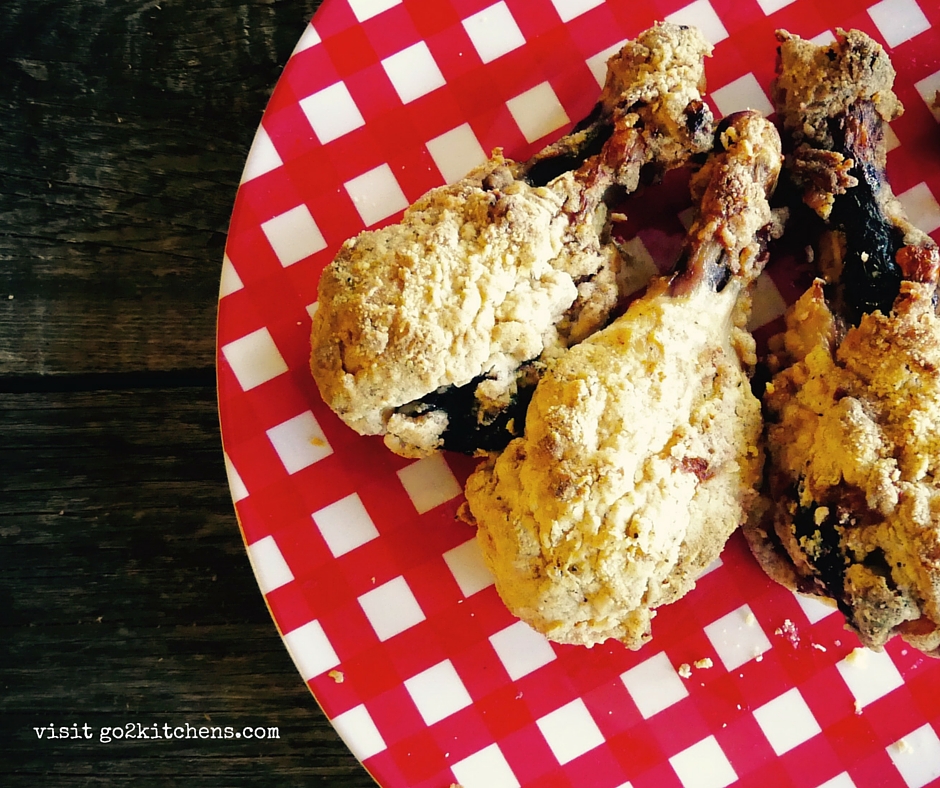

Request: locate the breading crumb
(328, 670), (344, 684)
(678, 663), (693, 679)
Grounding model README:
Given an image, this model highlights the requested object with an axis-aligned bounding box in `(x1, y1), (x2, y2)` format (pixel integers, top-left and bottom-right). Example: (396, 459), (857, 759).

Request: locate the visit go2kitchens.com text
(32, 721), (281, 743)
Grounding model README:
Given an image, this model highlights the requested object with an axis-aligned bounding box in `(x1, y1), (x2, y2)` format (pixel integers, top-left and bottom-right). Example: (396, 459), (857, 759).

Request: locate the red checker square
(403, 0), (461, 38)
(631, 761), (685, 788)
(263, 77), (302, 118)
(448, 0), (503, 17)
(242, 476), (316, 538)
(823, 710), (882, 768)
(370, 685), (439, 747)
(646, 699), (712, 755)
(734, 761), (797, 788)
(505, 0), (566, 40)
(711, 0), (764, 34)
(381, 625), (451, 680)
(223, 444), (294, 510)
(475, 685), (537, 740)
(714, 715), (780, 779)
(361, 4), (421, 59)
(427, 709), (494, 763)
(607, 723), (668, 778)
(269, 513), (335, 582)
(424, 25), (483, 82)
(216, 372), (265, 444)
(864, 684), (929, 747)
(384, 733), (449, 787)
(608, 3), (660, 38)
(565, 3), (631, 56)
(799, 666), (859, 728)
(255, 102), (318, 170)
(308, 0), (358, 38)
(780, 737), (849, 788)
(448, 636), (510, 696)
(263, 580), (315, 639)
(223, 224), (292, 290)
(322, 23), (378, 78)
(499, 723), (566, 785)
(332, 642), (405, 707)
(281, 45), (340, 101)
(237, 165), (309, 224)
(560, 746), (630, 788)
(316, 596), (387, 659)
(846, 750), (910, 788)
(346, 63), (407, 122)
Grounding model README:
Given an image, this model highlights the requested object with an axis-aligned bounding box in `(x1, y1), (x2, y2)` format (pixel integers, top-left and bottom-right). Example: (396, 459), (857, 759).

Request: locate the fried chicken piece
(745, 30), (940, 656)
(311, 23), (714, 458)
(462, 111), (783, 648)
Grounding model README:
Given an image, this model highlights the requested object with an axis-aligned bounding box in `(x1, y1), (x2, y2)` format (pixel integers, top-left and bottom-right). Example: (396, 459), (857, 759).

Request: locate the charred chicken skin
(462, 111), (783, 648)
(745, 30), (940, 656)
(310, 23), (715, 458)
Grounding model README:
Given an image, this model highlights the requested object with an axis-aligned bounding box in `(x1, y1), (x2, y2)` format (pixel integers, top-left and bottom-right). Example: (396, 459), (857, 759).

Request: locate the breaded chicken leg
(745, 30), (940, 656)
(310, 23), (714, 458)
(462, 111), (783, 648)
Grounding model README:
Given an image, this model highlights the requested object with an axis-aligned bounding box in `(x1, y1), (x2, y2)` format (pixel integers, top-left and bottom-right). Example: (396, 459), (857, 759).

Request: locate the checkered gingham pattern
(217, 0), (940, 786)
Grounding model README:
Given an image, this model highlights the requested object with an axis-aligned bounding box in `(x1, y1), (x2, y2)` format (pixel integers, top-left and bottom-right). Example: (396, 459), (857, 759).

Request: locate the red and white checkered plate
(217, 1), (940, 786)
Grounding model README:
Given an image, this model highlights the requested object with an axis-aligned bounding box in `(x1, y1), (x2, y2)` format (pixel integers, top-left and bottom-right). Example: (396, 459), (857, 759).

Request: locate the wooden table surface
(2, 1), (375, 784)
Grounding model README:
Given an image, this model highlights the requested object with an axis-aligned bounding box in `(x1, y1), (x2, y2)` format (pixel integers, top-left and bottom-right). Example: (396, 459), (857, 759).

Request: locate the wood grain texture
(1, 0), (378, 784)
(0, 0), (320, 376)
(1, 388), (376, 786)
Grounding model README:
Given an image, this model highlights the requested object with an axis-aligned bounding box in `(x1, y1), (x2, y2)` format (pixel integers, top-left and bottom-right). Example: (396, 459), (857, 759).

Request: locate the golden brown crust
(310, 23), (715, 458)
(463, 112), (781, 648)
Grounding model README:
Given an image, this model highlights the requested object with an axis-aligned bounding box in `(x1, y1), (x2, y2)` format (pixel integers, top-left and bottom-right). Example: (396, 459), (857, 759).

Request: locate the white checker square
(221, 327), (289, 391)
(240, 125), (283, 183)
(888, 724), (940, 788)
(397, 453), (462, 514)
(795, 591), (838, 624)
(756, 0), (796, 12)
(443, 538), (495, 597)
(506, 82), (571, 144)
(551, 0), (604, 23)
(665, 0), (729, 45)
(266, 411), (333, 474)
(261, 204), (327, 267)
(747, 271), (787, 331)
(427, 123), (488, 184)
(451, 744), (521, 788)
(462, 3), (525, 64)
(489, 620), (556, 680)
(669, 736), (737, 788)
(404, 659), (474, 725)
(816, 775), (856, 788)
(291, 22), (321, 55)
(621, 651), (689, 719)
(348, 0), (401, 22)
(536, 699), (605, 765)
(868, 0), (930, 48)
(704, 604), (772, 671)
(711, 73), (775, 118)
(344, 163), (409, 227)
(282, 619), (340, 680)
(898, 182), (940, 234)
(313, 493), (380, 558)
(358, 575), (426, 641)
(915, 70), (940, 123)
(382, 41), (446, 104)
(753, 688), (822, 755)
(586, 41), (626, 88)
(247, 534), (294, 594)
(299, 82), (366, 144)
(331, 704), (387, 761)
(306, 301), (318, 320)
(219, 253), (244, 298)
(836, 648), (904, 709)
(223, 452), (249, 503)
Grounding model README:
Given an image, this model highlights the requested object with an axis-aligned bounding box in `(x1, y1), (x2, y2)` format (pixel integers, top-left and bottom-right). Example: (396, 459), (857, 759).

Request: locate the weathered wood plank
(0, 0), (321, 376)
(0, 387), (373, 786)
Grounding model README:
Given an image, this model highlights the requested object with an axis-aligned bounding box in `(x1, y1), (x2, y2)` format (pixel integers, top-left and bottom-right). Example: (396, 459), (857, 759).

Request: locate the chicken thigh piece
(745, 30), (940, 656)
(462, 111), (783, 648)
(310, 23), (715, 458)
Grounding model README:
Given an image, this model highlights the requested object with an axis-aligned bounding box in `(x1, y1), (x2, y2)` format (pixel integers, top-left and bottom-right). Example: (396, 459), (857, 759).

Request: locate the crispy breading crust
(310, 23), (714, 458)
(746, 28), (940, 656)
(462, 112), (781, 648)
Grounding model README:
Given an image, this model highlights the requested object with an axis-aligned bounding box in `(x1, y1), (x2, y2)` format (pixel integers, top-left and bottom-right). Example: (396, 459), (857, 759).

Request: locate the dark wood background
(1, 1), (375, 784)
